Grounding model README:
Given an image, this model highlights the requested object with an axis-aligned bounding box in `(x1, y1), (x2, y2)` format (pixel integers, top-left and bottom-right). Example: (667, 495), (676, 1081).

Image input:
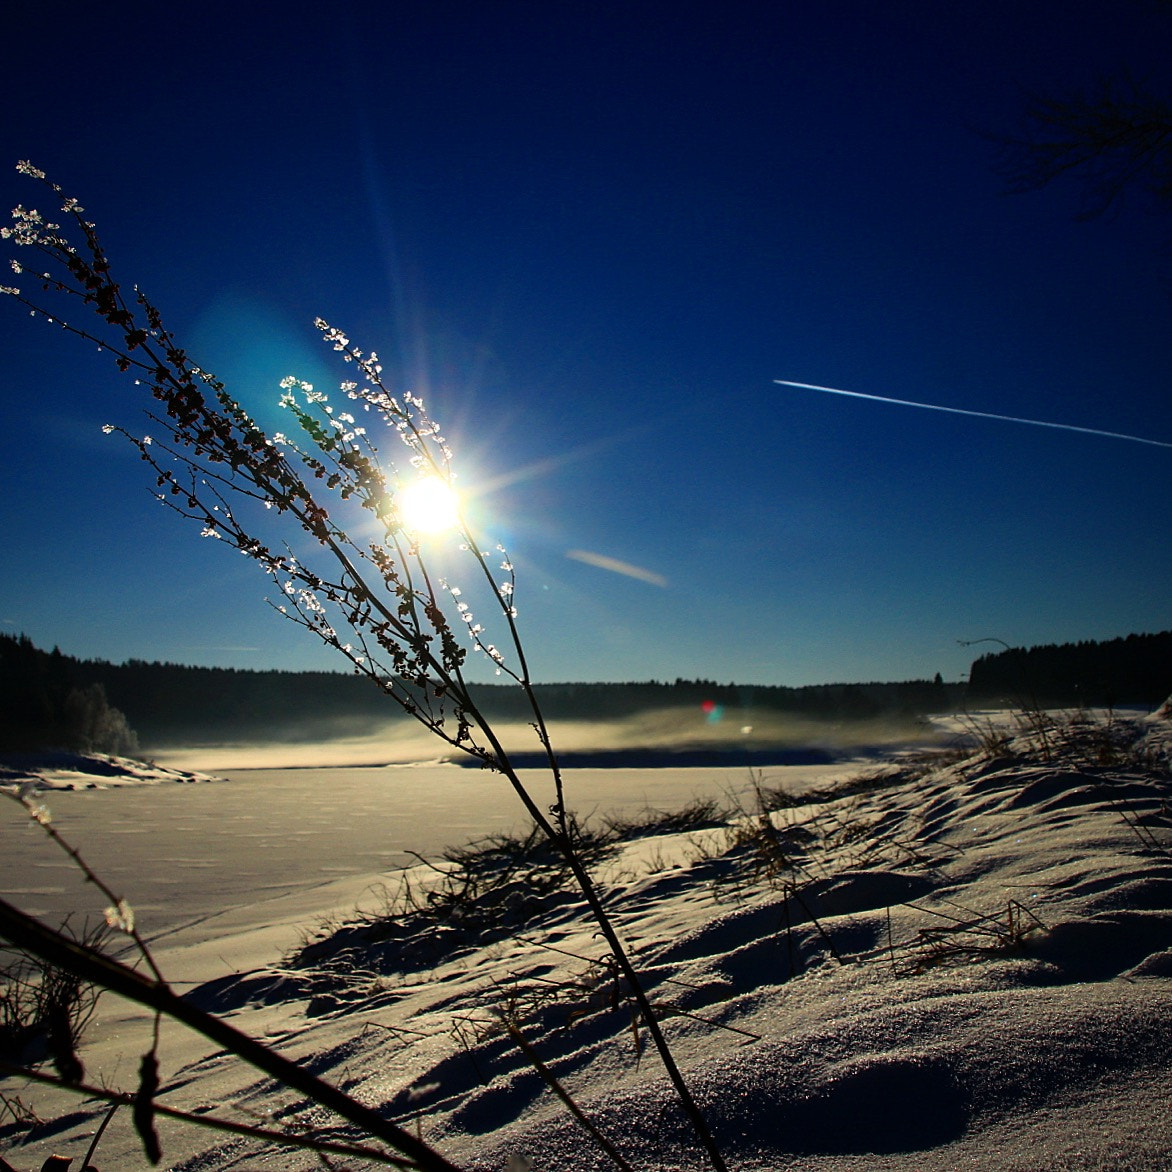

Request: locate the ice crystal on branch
(104, 899), (135, 934)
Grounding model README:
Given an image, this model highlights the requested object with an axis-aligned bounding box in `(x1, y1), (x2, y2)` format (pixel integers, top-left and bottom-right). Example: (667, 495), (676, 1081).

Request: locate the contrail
(774, 379), (1172, 450)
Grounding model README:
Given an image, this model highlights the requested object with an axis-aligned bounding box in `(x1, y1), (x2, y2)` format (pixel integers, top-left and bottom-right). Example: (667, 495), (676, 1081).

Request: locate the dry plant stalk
(1, 162), (726, 1172)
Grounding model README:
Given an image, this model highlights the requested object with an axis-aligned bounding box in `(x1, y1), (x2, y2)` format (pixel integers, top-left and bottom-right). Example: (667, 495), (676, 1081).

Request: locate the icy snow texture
(3, 715), (1171, 1169)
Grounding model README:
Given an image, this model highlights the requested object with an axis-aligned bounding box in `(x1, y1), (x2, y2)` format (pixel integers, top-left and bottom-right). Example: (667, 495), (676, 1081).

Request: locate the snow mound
(0, 751), (224, 791)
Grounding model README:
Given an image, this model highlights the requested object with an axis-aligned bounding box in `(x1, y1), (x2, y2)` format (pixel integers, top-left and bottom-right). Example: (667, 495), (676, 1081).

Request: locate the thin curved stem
(0, 898), (466, 1172)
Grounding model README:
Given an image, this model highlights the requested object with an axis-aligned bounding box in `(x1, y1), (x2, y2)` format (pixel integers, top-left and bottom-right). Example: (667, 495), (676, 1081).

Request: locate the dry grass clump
(602, 796), (728, 840)
(295, 820), (611, 991)
(0, 921), (108, 1084)
(291, 800), (734, 1005)
(692, 769), (948, 901)
(901, 899), (1048, 973)
(958, 706), (1172, 773)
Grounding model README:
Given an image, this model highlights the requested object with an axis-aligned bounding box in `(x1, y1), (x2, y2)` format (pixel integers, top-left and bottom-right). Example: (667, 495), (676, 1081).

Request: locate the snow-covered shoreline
(3, 712), (1171, 1169)
(0, 751), (225, 793)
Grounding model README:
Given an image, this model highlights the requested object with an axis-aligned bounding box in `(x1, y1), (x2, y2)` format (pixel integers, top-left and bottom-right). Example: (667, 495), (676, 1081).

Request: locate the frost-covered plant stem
(0, 896), (465, 1172)
(2, 163), (727, 1172)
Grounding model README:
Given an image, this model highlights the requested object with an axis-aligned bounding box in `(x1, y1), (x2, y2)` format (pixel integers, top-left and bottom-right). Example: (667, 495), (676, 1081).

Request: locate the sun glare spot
(399, 476), (460, 534)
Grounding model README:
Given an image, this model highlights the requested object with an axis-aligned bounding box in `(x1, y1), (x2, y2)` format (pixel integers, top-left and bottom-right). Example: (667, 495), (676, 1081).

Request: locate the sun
(398, 475), (460, 534)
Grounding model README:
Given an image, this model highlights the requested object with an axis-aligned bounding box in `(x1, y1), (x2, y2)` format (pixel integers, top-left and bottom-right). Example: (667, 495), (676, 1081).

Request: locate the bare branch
(996, 76), (1172, 220)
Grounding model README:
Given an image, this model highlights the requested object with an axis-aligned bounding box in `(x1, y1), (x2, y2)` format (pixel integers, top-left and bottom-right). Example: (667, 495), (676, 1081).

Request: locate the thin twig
(0, 899), (466, 1172)
(498, 1013), (636, 1172)
(0, 1062), (417, 1168)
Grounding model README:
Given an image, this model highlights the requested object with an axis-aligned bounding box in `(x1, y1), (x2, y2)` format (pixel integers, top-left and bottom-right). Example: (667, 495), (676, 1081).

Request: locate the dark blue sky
(2, 1), (1169, 685)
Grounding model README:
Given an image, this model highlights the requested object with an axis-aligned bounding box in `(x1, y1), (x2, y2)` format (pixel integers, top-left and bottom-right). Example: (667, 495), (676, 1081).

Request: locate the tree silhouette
(997, 74), (1172, 221)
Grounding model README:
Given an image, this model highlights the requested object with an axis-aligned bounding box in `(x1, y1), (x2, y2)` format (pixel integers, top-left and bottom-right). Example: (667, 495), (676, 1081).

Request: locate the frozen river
(2, 760), (857, 964)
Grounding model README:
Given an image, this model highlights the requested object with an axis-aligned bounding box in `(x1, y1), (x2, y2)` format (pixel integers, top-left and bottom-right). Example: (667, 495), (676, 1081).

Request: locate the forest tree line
(966, 630), (1172, 709)
(0, 634), (139, 756)
(2, 629), (1167, 755)
(1, 632), (961, 752)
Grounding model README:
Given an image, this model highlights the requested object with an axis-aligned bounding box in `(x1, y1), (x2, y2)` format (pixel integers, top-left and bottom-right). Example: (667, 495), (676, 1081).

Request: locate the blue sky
(1, 1), (1169, 686)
